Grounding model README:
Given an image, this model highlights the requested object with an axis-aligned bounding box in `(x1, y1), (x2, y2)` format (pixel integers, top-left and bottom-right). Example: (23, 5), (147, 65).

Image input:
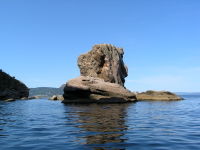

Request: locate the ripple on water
(0, 96), (200, 150)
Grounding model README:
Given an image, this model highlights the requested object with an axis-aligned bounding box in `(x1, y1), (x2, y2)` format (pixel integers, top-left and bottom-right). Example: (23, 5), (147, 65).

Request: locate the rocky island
(136, 90), (183, 101)
(0, 70), (29, 101)
(63, 44), (137, 103)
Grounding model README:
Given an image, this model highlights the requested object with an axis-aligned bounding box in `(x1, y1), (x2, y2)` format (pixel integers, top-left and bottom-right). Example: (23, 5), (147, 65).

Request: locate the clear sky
(0, 0), (200, 92)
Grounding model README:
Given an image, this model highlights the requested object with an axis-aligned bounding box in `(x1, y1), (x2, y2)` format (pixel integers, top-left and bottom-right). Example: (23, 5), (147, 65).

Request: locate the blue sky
(0, 0), (200, 92)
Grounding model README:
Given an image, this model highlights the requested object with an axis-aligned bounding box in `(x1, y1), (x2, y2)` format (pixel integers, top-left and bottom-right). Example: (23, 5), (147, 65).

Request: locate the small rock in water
(136, 90), (183, 101)
(5, 98), (15, 102)
(49, 95), (64, 101)
(28, 96), (40, 100)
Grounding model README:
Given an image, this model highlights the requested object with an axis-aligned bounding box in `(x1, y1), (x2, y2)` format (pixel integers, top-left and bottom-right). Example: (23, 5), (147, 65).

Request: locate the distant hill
(29, 87), (63, 97)
(175, 92), (200, 96)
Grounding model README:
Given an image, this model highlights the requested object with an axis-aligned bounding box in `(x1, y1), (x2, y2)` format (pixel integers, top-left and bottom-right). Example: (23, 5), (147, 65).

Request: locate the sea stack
(63, 44), (136, 103)
(78, 44), (128, 86)
(0, 70), (29, 100)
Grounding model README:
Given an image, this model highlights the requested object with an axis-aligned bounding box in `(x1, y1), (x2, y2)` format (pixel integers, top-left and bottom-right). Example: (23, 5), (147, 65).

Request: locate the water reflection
(64, 104), (131, 149)
(0, 97), (200, 150)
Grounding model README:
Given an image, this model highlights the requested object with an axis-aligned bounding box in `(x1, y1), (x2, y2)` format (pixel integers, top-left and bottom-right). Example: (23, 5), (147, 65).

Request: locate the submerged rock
(136, 90), (183, 101)
(78, 44), (128, 86)
(63, 76), (136, 103)
(0, 70), (29, 100)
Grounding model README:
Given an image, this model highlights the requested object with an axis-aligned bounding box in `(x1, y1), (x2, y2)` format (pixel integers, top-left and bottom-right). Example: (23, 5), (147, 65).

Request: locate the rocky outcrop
(63, 44), (136, 103)
(0, 70), (29, 100)
(136, 90), (183, 101)
(63, 76), (136, 103)
(78, 44), (128, 86)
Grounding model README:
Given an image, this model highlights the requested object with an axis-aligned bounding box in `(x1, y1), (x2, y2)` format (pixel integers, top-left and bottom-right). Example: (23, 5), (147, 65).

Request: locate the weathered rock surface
(0, 70), (29, 100)
(78, 44), (128, 86)
(63, 76), (136, 103)
(49, 95), (64, 101)
(136, 90), (183, 101)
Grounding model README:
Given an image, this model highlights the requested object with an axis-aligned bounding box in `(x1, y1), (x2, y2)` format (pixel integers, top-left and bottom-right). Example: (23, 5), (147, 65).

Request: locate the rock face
(0, 70), (29, 100)
(78, 44), (128, 86)
(136, 90), (183, 101)
(63, 76), (136, 103)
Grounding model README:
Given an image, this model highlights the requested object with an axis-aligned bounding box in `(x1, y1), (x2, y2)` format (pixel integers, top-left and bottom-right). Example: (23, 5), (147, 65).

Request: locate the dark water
(1, 95), (200, 150)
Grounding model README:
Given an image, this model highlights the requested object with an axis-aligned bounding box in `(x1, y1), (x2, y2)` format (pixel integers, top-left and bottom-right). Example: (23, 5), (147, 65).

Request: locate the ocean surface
(0, 94), (200, 150)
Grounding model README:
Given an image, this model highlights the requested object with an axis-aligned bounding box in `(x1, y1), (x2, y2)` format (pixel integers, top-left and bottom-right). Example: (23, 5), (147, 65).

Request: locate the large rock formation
(63, 76), (136, 103)
(0, 70), (29, 100)
(78, 44), (128, 86)
(136, 90), (183, 101)
(63, 44), (136, 103)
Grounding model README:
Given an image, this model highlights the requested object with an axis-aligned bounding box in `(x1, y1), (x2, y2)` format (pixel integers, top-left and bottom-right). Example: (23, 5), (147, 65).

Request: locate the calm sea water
(0, 94), (200, 150)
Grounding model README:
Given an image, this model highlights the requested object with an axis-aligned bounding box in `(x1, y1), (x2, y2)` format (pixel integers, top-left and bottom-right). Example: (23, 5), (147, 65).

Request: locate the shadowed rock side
(63, 76), (136, 103)
(0, 70), (29, 100)
(136, 90), (183, 101)
(78, 44), (128, 86)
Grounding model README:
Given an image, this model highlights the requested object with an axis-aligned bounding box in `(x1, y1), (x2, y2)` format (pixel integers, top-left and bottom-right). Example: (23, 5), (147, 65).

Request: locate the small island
(136, 90), (183, 101)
